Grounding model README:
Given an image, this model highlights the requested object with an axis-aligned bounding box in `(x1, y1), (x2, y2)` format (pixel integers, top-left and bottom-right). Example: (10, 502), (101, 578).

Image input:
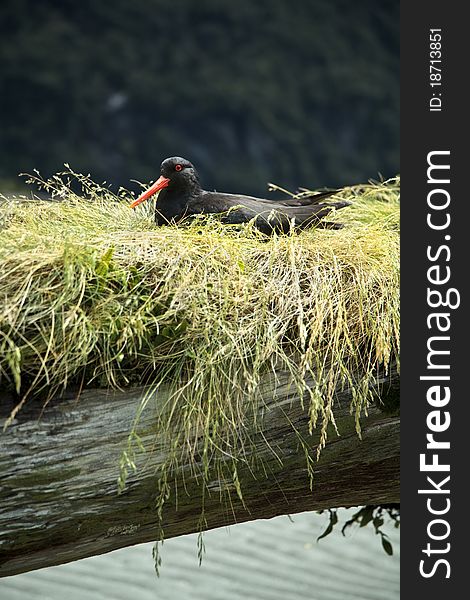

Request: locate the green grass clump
(0, 168), (399, 529)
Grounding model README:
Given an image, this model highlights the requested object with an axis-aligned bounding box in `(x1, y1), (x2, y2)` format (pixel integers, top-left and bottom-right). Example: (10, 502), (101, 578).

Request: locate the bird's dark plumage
(131, 156), (350, 234)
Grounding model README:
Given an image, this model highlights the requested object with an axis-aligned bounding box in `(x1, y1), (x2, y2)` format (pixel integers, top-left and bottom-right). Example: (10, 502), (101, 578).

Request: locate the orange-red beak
(130, 175), (170, 208)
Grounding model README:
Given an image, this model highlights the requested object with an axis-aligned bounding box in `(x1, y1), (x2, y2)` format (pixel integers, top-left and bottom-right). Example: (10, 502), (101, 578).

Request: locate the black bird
(130, 157), (350, 234)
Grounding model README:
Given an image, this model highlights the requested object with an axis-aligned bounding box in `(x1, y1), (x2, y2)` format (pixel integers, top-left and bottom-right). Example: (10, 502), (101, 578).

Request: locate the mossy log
(0, 369), (399, 578)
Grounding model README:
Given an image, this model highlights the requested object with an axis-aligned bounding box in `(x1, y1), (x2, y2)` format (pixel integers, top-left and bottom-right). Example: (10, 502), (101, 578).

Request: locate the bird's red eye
(175, 164), (183, 172)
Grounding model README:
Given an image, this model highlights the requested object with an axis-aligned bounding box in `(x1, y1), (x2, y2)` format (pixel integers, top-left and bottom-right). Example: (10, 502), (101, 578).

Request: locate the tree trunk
(0, 369), (399, 577)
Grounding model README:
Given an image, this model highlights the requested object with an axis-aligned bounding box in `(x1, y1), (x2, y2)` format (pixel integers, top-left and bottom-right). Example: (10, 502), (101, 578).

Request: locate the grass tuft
(0, 168), (399, 534)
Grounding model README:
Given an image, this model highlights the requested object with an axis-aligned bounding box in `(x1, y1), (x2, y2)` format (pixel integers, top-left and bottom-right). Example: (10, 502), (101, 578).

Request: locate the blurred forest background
(0, 0), (399, 196)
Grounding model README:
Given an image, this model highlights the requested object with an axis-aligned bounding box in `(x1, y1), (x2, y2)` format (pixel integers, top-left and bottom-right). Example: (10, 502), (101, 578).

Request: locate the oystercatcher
(130, 156), (350, 234)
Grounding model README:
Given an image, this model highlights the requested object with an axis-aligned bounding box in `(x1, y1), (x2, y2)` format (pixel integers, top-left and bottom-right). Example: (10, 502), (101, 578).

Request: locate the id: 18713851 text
(429, 29), (442, 112)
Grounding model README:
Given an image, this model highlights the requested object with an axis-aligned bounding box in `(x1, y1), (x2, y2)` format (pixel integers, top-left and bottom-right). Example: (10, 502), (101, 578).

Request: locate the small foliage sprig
(317, 505), (400, 555)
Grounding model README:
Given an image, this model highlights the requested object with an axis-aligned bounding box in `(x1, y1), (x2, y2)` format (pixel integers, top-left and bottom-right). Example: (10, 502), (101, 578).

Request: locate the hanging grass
(0, 168), (399, 538)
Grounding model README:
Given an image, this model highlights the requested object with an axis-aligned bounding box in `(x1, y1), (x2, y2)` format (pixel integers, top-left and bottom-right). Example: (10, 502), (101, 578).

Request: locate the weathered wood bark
(0, 370), (399, 577)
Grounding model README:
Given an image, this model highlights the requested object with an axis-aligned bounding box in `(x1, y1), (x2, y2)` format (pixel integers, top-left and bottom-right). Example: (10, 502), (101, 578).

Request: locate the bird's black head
(160, 156), (196, 180)
(130, 156), (200, 209)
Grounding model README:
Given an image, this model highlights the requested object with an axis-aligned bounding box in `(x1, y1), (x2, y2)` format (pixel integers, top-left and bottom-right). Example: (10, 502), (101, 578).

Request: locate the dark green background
(0, 0), (398, 195)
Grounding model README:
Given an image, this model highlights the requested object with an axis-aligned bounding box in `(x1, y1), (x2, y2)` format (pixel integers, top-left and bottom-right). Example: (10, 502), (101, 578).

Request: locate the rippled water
(1, 509), (399, 600)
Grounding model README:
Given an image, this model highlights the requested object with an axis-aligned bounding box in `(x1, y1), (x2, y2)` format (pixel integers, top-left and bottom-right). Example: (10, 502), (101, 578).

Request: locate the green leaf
(360, 507), (375, 528)
(95, 246), (115, 277)
(317, 509), (338, 542)
(381, 535), (393, 556)
(373, 516), (384, 533)
(317, 521), (333, 542)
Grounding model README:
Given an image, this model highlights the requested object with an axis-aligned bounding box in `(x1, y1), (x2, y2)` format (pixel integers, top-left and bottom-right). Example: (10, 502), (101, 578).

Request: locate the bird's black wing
(187, 190), (351, 233)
